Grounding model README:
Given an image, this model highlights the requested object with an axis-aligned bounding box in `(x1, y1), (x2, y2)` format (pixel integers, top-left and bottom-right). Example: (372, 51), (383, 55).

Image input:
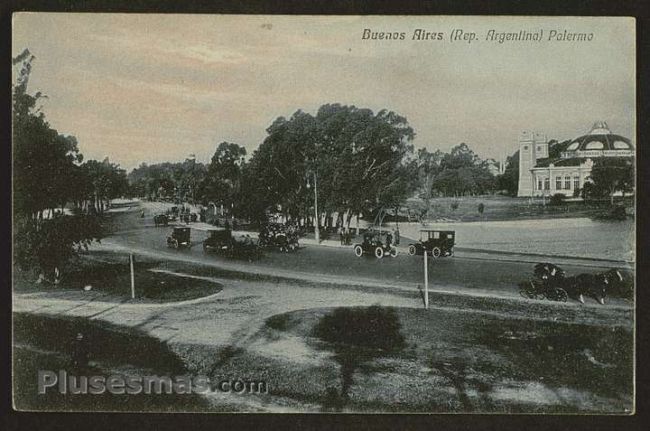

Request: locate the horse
(562, 273), (610, 305)
(600, 268), (634, 299)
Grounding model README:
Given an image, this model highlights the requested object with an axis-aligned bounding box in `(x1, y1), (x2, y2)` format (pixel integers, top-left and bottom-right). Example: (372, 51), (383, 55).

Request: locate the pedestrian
(339, 225), (344, 245)
(71, 332), (89, 370)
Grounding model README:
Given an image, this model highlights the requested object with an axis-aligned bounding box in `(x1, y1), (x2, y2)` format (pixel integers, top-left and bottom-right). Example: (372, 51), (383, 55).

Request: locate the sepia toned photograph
(11, 14), (635, 414)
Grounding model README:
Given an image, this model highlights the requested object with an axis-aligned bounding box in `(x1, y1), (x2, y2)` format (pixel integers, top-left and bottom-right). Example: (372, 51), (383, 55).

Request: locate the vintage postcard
(12, 14), (635, 413)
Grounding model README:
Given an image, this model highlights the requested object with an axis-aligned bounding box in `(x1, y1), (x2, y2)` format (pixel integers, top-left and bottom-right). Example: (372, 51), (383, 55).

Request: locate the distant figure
(386, 232), (393, 247)
(140, 209), (145, 218)
(339, 226), (344, 245)
(394, 229), (400, 245)
(71, 332), (89, 370)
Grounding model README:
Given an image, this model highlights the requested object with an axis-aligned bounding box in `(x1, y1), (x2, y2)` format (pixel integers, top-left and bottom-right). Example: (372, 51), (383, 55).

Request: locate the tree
(587, 158), (634, 205)
(198, 142), (247, 213)
(497, 151), (519, 196)
(241, 104), (417, 227)
(76, 158), (129, 213)
(13, 49), (103, 279)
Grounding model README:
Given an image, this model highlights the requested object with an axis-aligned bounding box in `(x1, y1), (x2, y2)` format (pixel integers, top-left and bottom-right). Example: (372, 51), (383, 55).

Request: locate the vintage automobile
(353, 230), (398, 259)
(203, 229), (259, 258)
(153, 214), (169, 227)
(407, 229), (455, 258)
(258, 223), (299, 252)
(167, 227), (191, 249)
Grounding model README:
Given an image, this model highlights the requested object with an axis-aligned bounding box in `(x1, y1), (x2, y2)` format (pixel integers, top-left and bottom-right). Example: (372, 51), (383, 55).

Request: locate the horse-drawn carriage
(167, 227), (191, 249)
(353, 230), (398, 259)
(203, 229), (260, 258)
(258, 223), (299, 253)
(519, 262), (631, 304)
(407, 229), (455, 258)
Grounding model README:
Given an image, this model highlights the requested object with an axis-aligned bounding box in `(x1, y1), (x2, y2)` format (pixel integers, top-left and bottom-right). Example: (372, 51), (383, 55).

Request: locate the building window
(537, 178), (543, 190)
(544, 178), (550, 190)
(523, 145), (529, 150)
(537, 146), (542, 152)
(573, 176), (580, 190)
(565, 176), (571, 189)
(556, 176), (562, 190)
(585, 141), (604, 150)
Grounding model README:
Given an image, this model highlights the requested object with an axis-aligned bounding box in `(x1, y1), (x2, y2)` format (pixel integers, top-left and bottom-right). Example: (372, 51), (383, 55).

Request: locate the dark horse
(601, 268), (634, 299)
(563, 273), (610, 305)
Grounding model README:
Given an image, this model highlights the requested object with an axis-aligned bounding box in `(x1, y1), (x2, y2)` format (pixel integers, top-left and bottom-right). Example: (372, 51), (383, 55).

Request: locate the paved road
(106, 203), (632, 304)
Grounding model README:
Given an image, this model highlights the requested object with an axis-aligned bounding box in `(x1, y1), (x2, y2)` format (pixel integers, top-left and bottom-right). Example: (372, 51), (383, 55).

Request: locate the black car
(167, 227), (191, 248)
(203, 229), (259, 258)
(407, 229), (455, 258)
(353, 231), (398, 259)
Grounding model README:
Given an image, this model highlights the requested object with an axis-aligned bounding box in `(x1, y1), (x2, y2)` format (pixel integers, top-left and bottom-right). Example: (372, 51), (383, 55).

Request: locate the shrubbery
(549, 193), (567, 206)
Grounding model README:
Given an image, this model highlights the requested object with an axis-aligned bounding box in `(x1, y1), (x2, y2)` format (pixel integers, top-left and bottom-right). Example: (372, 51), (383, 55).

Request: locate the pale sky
(13, 14), (635, 170)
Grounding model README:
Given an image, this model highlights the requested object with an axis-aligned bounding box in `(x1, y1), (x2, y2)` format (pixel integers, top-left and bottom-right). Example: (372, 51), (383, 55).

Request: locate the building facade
(517, 121), (634, 197)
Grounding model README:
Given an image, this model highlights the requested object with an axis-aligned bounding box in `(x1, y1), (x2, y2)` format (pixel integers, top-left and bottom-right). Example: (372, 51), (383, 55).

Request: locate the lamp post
(307, 171), (320, 243)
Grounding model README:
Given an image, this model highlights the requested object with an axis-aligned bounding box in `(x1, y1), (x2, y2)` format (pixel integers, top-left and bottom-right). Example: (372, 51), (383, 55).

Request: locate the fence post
(130, 253), (135, 299)
(424, 250), (429, 309)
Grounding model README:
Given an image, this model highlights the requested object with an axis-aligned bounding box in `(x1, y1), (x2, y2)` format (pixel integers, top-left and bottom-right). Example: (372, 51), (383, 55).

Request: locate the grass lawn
(13, 313), (210, 412)
(404, 195), (633, 223)
(209, 305), (633, 413)
(13, 251), (222, 303)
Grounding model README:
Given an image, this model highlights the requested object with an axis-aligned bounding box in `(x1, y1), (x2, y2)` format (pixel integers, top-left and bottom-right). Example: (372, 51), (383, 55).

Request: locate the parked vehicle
(203, 229), (260, 258)
(167, 227), (191, 249)
(353, 231), (398, 259)
(153, 214), (169, 227)
(407, 230), (455, 258)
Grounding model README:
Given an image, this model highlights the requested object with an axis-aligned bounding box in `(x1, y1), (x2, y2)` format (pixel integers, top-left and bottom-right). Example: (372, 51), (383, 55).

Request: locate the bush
(313, 305), (405, 352)
(14, 214), (103, 278)
(549, 193), (567, 206)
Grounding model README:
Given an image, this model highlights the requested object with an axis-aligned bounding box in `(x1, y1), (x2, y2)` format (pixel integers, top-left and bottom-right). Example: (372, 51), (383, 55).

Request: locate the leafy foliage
(587, 158), (634, 204)
(549, 193), (567, 206)
(13, 49), (104, 276)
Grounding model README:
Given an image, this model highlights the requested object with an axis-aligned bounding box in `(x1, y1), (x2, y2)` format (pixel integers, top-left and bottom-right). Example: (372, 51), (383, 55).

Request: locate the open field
(404, 195), (634, 223)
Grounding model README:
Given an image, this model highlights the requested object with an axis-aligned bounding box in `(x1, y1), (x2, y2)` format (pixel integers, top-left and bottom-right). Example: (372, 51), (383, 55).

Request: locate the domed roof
(564, 121), (633, 152)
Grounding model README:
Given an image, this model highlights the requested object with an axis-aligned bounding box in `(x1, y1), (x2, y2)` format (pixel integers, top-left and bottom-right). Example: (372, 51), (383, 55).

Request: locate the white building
(517, 121), (634, 197)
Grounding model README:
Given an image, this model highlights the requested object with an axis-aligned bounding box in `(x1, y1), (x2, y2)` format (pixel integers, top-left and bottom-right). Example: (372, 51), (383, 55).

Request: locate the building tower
(517, 131), (548, 197)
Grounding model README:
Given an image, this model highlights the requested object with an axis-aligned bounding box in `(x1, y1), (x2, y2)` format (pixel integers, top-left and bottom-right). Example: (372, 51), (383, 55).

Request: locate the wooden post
(424, 250), (429, 309)
(130, 253), (135, 299)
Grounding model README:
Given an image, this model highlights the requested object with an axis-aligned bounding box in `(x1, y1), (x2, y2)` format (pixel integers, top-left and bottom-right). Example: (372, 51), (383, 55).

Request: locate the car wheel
(375, 247), (384, 259)
(408, 245), (417, 256)
(390, 247), (398, 257)
(354, 245), (363, 257)
(432, 247), (441, 258)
